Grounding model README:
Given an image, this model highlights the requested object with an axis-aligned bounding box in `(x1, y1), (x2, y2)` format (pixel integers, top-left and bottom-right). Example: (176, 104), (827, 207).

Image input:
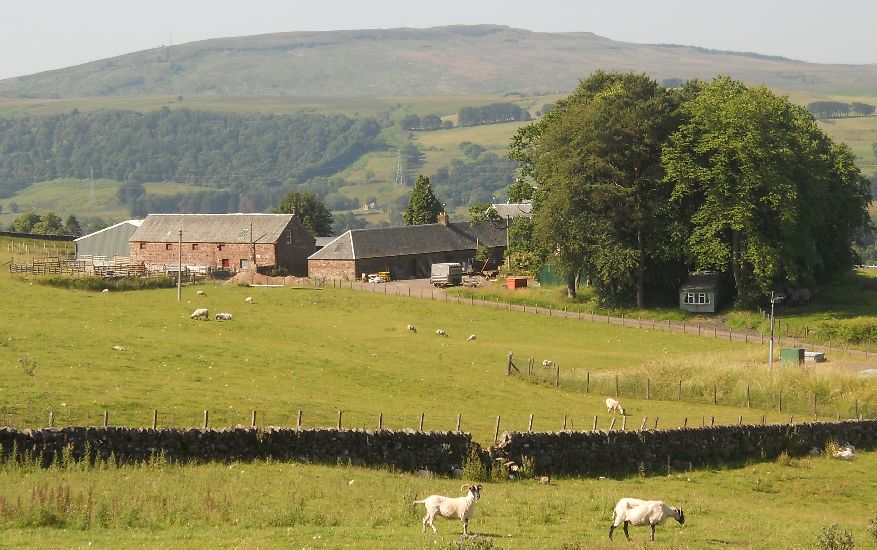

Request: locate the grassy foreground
(0, 450), (875, 549)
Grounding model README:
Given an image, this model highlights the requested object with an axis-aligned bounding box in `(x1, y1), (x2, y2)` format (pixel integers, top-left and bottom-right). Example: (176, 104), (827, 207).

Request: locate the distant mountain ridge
(1, 24), (876, 98)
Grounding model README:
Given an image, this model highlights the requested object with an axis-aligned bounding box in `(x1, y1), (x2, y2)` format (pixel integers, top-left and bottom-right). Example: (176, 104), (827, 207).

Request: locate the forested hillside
(0, 108), (384, 189)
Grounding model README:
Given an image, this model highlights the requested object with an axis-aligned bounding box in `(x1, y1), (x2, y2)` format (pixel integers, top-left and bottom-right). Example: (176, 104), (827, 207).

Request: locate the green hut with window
(679, 271), (723, 313)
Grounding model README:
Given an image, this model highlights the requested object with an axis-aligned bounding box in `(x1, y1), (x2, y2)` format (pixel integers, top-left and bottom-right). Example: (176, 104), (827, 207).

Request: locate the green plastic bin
(779, 348), (804, 365)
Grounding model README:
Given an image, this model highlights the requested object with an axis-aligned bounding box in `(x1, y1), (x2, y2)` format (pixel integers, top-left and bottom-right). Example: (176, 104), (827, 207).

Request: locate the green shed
(679, 272), (722, 313)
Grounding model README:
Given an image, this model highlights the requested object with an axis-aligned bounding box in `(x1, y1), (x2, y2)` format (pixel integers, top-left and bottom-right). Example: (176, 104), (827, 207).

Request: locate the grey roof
(681, 272), (722, 291)
(309, 221), (506, 260)
(488, 201), (533, 219)
(75, 219), (143, 258)
(314, 236), (336, 248)
(130, 214), (296, 243)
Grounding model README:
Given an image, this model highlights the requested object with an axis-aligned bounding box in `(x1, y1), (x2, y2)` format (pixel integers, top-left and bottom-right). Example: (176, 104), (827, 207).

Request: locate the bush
(816, 317), (877, 345)
(815, 522), (854, 549)
(460, 446), (488, 482)
(36, 275), (176, 291)
(868, 513), (877, 543)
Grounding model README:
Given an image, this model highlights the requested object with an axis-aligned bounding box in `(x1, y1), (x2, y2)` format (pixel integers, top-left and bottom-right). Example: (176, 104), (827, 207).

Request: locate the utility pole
(177, 229), (182, 302)
(394, 150), (405, 189)
(506, 215), (511, 270)
(768, 291), (784, 369)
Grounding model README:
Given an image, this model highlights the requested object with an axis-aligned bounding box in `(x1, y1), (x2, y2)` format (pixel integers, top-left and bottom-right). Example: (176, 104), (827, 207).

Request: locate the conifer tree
(403, 175), (443, 225)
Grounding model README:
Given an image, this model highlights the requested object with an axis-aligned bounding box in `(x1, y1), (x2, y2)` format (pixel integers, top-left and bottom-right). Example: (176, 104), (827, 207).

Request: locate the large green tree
(663, 76), (871, 305)
(403, 175), (443, 225)
(275, 191), (334, 237)
(510, 71), (682, 304)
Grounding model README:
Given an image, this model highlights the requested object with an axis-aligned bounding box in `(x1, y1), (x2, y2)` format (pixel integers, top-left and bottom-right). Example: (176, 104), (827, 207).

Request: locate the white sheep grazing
(414, 484), (482, 536)
(101, 288), (109, 293)
(190, 308), (209, 320)
(542, 359), (553, 368)
(833, 443), (855, 460)
(435, 329), (448, 337)
(609, 498), (684, 542)
(407, 324), (417, 333)
(215, 312), (233, 321)
(196, 290), (206, 297)
(606, 397), (625, 415)
(244, 296), (253, 304)
(467, 334), (476, 342)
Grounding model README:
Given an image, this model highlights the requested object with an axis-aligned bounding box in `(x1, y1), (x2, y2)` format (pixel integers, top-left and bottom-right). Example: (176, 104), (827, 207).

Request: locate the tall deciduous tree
(510, 71), (682, 304)
(663, 76), (871, 305)
(64, 214), (82, 236)
(275, 191), (334, 237)
(403, 175), (443, 225)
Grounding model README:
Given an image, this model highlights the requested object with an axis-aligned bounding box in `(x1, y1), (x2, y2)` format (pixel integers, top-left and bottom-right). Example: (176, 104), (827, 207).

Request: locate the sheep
(196, 290), (206, 297)
(244, 296), (253, 304)
(101, 288), (109, 293)
(414, 484), (482, 536)
(609, 498), (684, 542)
(606, 397), (625, 415)
(190, 308), (209, 320)
(833, 443), (855, 460)
(542, 359), (553, 368)
(407, 324), (417, 333)
(467, 334), (476, 342)
(215, 312), (233, 321)
(435, 329), (448, 337)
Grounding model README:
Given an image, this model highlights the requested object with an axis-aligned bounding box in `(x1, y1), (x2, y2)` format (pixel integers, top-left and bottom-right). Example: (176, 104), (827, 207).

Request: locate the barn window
(165, 243), (173, 251)
(192, 243), (199, 250)
(138, 242), (146, 250)
(217, 244), (225, 251)
(683, 292), (710, 305)
(240, 259), (249, 269)
(286, 229), (292, 244)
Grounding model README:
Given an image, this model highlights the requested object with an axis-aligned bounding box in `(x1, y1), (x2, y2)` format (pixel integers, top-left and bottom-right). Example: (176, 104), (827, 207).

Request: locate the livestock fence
(505, 352), (874, 422)
(9, 255), (200, 282)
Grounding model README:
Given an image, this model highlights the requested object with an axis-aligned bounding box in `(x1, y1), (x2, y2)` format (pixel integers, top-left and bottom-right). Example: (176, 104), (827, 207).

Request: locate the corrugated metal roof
(488, 201), (533, 219)
(75, 220), (143, 258)
(130, 214), (295, 243)
(309, 222), (506, 260)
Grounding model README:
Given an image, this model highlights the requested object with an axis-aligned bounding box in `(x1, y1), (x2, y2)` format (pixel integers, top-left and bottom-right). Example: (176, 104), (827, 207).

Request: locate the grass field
(2, 236), (877, 546)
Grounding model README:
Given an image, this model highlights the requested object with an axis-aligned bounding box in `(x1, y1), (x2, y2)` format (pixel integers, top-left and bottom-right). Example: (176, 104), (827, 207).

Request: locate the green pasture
(0, 449), (875, 548)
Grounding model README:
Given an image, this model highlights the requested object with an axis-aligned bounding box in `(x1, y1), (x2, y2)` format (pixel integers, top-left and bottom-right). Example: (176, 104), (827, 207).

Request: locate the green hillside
(3, 25), (877, 98)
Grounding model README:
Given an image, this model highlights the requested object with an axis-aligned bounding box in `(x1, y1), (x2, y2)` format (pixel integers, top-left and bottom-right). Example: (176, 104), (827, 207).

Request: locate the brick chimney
(437, 211), (449, 226)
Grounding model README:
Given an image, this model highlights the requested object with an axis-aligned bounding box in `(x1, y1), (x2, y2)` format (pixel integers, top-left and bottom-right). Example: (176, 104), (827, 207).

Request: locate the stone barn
(128, 213), (315, 275)
(308, 213), (506, 280)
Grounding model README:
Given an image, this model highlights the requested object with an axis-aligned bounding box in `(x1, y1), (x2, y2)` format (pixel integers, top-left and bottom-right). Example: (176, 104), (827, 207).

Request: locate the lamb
(196, 290), (206, 297)
(244, 296), (253, 304)
(542, 359), (553, 368)
(609, 498), (684, 542)
(435, 329), (448, 337)
(215, 312), (233, 321)
(407, 324), (417, 333)
(414, 484), (482, 536)
(467, 334), (476, 342)
(101, 288), (109, 293)
(190, 308), (209, 320)
(606, 398), (625, 415)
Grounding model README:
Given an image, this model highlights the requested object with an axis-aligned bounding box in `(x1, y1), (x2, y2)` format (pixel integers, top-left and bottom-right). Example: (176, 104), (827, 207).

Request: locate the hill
(3, 25), (877, 98)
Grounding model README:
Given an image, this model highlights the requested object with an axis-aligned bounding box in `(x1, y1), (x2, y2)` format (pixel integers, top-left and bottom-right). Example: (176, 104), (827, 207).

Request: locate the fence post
(622, 416), (627, 431)
(653, 417), (659, 430)
(507, 352), (513, 376)
(586, 371), (590, 393)
(698, 324), (701, 336)
(609, 417), (616, 431)
(713, 385), (717, 404)
(646, 378), (650, 400)
(104, 410), (109, 428)
(789, 415), (794, 425)
(528, 414), (534, 432)
(494, 416), (501, 444)
(761, 415), (765, 425)
(419, 413), (425, 432)
(615, 374), (619, 398)
(379, 412), (384, 430)
(779, 390), (783, 412)
(456, 414), (461, 432)
(683, 417), (688, 427)
(152, 410), (158, 429)
(813, 394), (817, 421)
(251, 410), (257, 428)
(593, 416), (598, 431)
(48, 410), (54, 427)
(555, 364), (560, 387)
(563, 414), (567, 431)
(621, 313), (624, 326)
(747, 385), (751, 408)
(738, 416), (743, 426)
(202, 410), (208, 429)
(528, 357), (533, 376)
(855, 399), (859, 419)
(639, 417), (648, 433)
(296, 410), (302, 430)
(677, 380), (682, 401)
(337, 410), (343, 430)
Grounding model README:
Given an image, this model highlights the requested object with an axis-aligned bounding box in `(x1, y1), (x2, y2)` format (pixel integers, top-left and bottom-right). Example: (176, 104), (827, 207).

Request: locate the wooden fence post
(202, 410), (208, 429)
(104, 410), (109, 428)
(528, 414), (534, 432)
(379, 412), (384, 430)
(646, 378), (650, 400)
(494, 416), (501, 444)
(337, 410), (343, 430)
(747, 385), (751, 408)
(48, 410), (54, 427)
(586, 371), (590, 393)
(456, 414), (461, 432)
(507, 352), (513, 376)
(615, 374), (619, 398)
(592, 415), (598, 431)
(563, 414), (568, 431)
(855, 399), (859, 419)
(251, 410), (257, 428)
(738, 415), (743, 426)
(779, 390), (783, 412)
(639, 417), (648, 433)
(813, 394), (817, 421)
(713, 385), (717, 404)
(296, 410), (303, 430)
(683, 417), (688, 427)
(152, 410), (158, 429)
(609, 417), (616, 431)
(677, 380), (682, 401)
(555, 364), (560, 387)
(710, 416), (715, 427)
(419, 413), (425, 431)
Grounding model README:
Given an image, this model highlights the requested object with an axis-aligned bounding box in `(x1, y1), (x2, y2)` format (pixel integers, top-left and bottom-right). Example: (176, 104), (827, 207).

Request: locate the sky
(1, 0), (874, 80)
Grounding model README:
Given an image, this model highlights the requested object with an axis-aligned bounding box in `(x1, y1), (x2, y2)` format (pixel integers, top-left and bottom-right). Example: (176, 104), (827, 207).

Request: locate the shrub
(19, 356), (36, 376)
(816, 317), (877, 345)
(867, 513), (877, 543)
(460, 446), (488, 482)
(815, 522), (855, 549)
(36, 275), (175, 291)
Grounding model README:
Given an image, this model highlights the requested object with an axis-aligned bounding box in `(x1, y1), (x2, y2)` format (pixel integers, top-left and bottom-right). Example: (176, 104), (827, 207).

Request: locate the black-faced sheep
(414, 484), (482, 535)
(609, 498), (684, 541)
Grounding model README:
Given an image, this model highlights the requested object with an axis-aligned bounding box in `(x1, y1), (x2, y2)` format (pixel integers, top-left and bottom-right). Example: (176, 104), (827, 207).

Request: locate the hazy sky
(1, 0), (873, 79)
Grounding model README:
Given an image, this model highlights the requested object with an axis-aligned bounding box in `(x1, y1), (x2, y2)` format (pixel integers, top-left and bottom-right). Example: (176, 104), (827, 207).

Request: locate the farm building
(74, 219), (143, 259)
(128, 213), (315, 275)
(308, 212), (506, 280)
(679, 271), (724, 313)
(486, 200), (533, 220)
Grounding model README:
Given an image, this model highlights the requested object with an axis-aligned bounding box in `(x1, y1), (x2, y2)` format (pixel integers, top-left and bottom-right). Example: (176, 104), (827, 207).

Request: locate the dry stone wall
(490, 420), (877, 476)
(0, 427), (475, 474)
